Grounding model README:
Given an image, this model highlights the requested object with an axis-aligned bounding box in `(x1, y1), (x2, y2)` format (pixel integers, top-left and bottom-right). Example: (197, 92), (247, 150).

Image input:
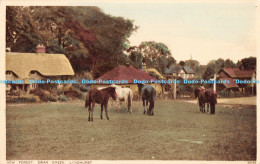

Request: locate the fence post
(173, 81), (176, 100)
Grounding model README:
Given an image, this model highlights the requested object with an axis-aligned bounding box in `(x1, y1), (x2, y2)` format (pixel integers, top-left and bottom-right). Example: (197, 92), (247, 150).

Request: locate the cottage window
(31, 83), (37, 89)
(6, 71), (11, 75)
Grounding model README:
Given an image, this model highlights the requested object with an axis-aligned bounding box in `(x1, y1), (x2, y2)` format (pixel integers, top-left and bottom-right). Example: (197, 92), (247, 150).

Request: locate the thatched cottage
(6, 46), (74, 92)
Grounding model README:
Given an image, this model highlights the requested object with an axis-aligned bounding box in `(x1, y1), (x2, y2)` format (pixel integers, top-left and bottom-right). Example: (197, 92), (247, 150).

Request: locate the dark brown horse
(137, 83), (156, 116)
(195, 87), (217, 114)
(85, 87), (117, 121)
(205, 90), (217, 114)
(194, 87), (208, 113)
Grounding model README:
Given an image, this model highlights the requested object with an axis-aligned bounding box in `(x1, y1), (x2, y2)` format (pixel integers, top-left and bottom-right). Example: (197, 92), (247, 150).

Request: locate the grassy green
(6, 100), (256, 160)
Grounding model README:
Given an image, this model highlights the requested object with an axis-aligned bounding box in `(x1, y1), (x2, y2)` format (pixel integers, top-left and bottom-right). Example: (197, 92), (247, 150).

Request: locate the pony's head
(110, 84), (118, 88)
(194, 88), (200, 98)
(104, 87), (117, 100)
(137, 83), (144, 93)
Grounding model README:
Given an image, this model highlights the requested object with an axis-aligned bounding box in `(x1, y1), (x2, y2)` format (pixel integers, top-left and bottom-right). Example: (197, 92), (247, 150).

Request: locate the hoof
(107, 118), (110, 120)
(88, 118), (90, 122)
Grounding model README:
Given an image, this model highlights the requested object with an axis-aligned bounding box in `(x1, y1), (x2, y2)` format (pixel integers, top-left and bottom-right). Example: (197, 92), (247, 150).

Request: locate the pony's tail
(128, 92), (131, 107)
(128, 91), (133, 112)
(85, 92), (90, 108)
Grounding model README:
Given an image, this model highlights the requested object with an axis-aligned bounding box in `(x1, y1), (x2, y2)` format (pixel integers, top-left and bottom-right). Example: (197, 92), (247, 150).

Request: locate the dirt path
(185, 96), (256, 106)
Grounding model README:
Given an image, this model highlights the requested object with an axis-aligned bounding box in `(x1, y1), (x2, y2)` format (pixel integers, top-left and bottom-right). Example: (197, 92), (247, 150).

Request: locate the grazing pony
(137, 83), (156, 116)
(85, 87), (117, 121)
(111, 84), (133, 113)
(205, 90), (217, 114)
(194, 87), (208, 113)
(98, 85), (133, 113)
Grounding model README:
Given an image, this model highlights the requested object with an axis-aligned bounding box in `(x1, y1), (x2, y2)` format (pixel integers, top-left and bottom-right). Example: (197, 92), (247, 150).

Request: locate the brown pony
(195, 87), (217, 114)
(194, 87), (208, 113)
(85, 87), (117, 121)
(205, 90), (217, 114)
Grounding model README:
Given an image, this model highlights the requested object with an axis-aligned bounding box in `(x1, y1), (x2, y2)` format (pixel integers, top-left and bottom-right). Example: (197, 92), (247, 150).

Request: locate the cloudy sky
(83, 1), (256, 65)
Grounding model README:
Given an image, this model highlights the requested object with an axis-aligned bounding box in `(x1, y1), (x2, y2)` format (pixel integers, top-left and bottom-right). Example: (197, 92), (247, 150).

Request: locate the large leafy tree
(185, 59), (202, 77)
(202, 59), (225, 80)
(240, 57), (256, 70)
(202, 58), (239, 79)
(6, 7), (42, 52)
(6, 6), (138, 76)
(127, 41), (176, 73)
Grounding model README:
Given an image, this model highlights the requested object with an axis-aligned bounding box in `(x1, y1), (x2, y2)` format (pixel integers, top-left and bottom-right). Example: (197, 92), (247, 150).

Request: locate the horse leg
(119, 100), (123, 113)
(128, 98), (132, 113)
(150, 100), (154, 115)
(88, 103), (91, 121)
(146, 100), (149, 115)
(100, 104), (103, 119)
(207, 103), (209, 113)
(104, 103), (109, 120)
(91, 102), (95, 121)
(143, 99), (146, 115)
(199, 102), (202, 113)
(131, 99), (133, 113)
(125, 97), (129, 113)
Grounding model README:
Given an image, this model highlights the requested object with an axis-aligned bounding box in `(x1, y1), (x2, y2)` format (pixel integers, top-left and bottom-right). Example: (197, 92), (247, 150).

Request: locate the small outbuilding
(217, 67), (256, 94)
(164, 66), (195, 79)
(94, 64), (163, 97)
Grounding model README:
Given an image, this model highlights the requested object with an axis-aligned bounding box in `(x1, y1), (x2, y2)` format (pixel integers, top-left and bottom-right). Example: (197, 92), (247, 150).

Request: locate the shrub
(7, 94), (40, 103)
(59, 95), (68, 102)
(218, 90), (230, 97)
(30, 88), (58, 102)
(218, 90), (251, 98)
(57, 88), (63, 95)
(65, 86), (83, 99)
(49, 95), (58, 102)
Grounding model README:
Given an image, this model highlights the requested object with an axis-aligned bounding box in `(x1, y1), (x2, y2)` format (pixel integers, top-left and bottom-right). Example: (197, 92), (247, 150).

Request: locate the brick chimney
(6, 47), (11, 52)
(142, 62), (146, 71)
(36, 44), (46, 53)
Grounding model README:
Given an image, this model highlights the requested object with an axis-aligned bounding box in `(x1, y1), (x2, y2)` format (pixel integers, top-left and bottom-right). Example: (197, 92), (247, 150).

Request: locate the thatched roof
(146, 68), (164, 79)
(6, 52), (74, 79)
